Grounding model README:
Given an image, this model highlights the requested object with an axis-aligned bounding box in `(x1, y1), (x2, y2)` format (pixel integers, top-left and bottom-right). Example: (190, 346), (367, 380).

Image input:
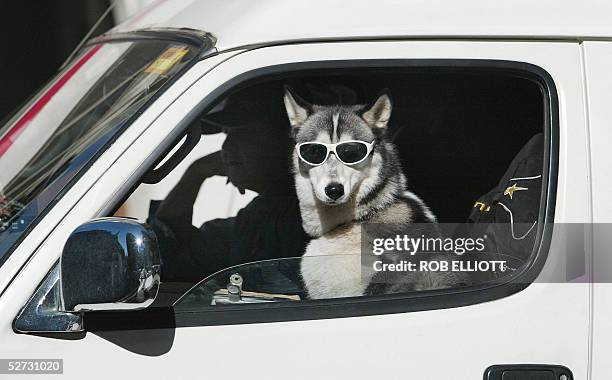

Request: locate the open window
(112, 62), (555, 316)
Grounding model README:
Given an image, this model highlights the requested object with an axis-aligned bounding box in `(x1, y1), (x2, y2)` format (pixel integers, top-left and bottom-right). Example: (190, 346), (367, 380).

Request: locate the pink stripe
(0, 44), (103, 157)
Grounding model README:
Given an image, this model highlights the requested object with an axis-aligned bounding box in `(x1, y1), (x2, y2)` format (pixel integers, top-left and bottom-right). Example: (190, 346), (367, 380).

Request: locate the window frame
(92, 58), (558, 329)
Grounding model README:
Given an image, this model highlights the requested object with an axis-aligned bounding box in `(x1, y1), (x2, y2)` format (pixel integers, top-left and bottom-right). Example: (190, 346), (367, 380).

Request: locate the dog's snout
(324, 183), (344, 201)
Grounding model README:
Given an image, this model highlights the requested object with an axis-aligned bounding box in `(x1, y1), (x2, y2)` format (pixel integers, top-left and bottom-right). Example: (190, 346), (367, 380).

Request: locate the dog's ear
(361, 90), (392, 129)
(284, 86), (312, 129)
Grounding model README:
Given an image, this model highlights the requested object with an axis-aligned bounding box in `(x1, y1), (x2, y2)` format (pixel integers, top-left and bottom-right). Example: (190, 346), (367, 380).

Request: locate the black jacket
(148, 194), (309, 283)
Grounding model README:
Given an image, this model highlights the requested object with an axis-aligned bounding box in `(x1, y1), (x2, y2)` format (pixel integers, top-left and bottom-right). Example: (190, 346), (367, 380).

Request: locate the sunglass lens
(299, 143), (328, 165)
(337, 142), (368, 164)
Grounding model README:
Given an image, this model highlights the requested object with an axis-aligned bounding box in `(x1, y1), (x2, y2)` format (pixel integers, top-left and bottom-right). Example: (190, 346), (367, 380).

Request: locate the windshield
(0, 39), (198, 267)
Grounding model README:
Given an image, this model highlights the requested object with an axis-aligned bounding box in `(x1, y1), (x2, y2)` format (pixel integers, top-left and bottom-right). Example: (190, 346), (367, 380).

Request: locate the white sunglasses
(296, 140), (375, 166)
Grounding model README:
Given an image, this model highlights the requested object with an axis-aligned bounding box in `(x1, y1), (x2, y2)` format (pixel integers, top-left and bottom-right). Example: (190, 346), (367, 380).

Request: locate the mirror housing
(60, 217), (161, 312)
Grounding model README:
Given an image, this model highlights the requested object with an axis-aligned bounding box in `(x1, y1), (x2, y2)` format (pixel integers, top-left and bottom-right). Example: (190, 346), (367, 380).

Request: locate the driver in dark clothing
(147, 87), (309, 284)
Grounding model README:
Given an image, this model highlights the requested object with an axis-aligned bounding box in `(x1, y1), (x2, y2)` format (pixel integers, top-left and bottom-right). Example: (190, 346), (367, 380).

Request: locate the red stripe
(0, 44), (103, 157)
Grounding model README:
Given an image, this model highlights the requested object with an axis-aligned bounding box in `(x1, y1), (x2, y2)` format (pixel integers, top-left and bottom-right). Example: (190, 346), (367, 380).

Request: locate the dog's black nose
(325, 183), (344, 201)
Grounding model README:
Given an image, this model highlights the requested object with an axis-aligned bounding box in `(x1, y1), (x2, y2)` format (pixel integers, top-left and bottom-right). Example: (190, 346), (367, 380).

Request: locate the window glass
(0, 39), (198, 267)
(116, 68), (548, 308)
(175, 257), (306, 309)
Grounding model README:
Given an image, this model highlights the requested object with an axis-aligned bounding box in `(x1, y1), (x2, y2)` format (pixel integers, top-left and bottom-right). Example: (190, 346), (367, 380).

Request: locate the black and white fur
(284, 88), (465, 299)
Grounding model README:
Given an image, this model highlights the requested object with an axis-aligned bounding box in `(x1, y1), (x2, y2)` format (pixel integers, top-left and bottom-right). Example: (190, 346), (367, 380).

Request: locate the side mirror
(60, 217), (161, 312)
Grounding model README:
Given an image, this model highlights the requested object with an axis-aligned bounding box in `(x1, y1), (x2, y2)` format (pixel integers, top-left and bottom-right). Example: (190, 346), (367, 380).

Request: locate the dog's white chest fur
(300, 224), (373, 299)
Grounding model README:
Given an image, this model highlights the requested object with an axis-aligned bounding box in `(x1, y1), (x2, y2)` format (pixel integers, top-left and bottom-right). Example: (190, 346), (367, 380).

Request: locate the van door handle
(484, 365), (572, 380)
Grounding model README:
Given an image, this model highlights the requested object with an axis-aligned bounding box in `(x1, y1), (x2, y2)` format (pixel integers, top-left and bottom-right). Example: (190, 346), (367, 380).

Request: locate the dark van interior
(211, 67), (545, 222)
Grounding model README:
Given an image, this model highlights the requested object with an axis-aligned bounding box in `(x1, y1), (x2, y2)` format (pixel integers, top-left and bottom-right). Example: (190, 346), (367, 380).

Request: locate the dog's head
(284, 87), (392, 206)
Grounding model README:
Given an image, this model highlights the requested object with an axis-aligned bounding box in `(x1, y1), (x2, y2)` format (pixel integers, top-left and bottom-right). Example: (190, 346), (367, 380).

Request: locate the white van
(1, 1), (611, 379)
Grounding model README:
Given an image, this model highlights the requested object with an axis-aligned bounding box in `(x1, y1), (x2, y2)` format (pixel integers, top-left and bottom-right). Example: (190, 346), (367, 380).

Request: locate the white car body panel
(0, 39), (596, 379)
(582, 41), (612, 379)
(111, 0), (612, 51)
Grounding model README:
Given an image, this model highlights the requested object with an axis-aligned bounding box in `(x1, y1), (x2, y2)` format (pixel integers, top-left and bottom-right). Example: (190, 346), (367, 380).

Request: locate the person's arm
(147, 151), (225, 282)
(155, 150), (224, 223)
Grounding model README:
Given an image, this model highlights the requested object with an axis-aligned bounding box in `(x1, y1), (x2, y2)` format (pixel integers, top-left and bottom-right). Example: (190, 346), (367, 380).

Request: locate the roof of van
(112, 0), (612, 51)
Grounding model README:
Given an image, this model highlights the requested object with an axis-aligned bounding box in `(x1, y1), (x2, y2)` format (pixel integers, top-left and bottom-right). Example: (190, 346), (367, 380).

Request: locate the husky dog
(284, 87), (466, 299)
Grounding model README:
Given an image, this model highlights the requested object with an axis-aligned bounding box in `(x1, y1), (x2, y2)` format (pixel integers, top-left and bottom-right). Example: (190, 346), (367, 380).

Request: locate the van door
(3, 41), (589, 380)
